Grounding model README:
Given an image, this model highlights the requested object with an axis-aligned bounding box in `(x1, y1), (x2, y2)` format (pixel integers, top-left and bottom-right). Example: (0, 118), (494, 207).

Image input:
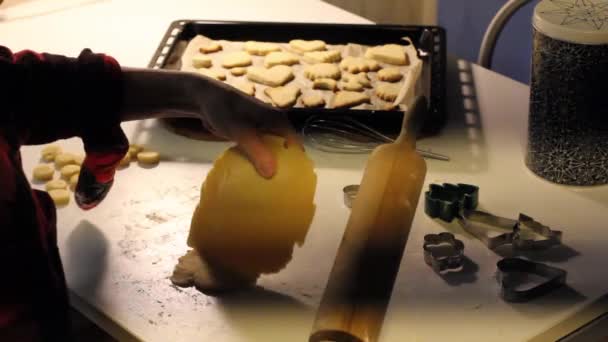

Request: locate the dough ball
(187, 135), (317, 283)
(33, 164), (55, 182)
(45, 179), (68, 191)
(128, 144), (144, 158)
(48, 189), (70, 206)
(118, 153), (131, 168)
(74, 154), (85, 166)
(41, 145), (62, 162)
(54, 153), (76, 169)
(60, 165), (80, 180)
(137, 151), (160, 164)
(69, 174), (79, 191)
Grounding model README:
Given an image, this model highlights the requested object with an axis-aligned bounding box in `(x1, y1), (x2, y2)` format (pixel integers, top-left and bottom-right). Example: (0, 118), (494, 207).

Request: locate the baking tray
(148, 20), (447, 138)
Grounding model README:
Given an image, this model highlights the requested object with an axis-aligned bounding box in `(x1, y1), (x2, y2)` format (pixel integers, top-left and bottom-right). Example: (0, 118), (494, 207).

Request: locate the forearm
(120, 67), (202, 121)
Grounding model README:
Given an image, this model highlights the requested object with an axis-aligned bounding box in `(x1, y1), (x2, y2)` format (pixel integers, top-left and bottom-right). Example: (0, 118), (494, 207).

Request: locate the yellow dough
(128, 144), (144, 158)
(48, 189), (70, 206)
(45, 179), (67, 191)
(187, 135), (317, 283)
(69, 174), (79, 191)
(118, 153), (131, 168)
(137, 151), (160, 164)
(74, 154), (85, 166)
(33, 164), (55, 181)
(54, 153), (75, 169)
(60, 165), (80, 180)
(41, 145), (62, 162)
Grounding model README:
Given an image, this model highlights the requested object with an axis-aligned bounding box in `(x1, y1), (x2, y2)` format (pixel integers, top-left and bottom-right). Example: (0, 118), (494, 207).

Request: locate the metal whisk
(302, 115), (450, 161)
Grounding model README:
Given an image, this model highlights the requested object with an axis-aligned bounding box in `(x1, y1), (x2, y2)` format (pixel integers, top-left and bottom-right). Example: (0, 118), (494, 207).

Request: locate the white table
(4, 1), (608, 341)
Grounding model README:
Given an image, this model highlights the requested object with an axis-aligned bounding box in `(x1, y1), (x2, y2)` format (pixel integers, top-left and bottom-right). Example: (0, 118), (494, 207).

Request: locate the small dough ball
(69, 174), (79, 191)
(118, 153), (131, 168)
(54, 153), (75, 169)
(137, 151), (160, 164)
(48, 189), (70, 206)
(192, 54), (212, 68)
(41, 145), (62, 162)
(73, 154), (85, 166)
(128, 144), (144, 158)
(45, 179), (68, 191)
(60, 164), (80, 180)
(33, 164), (55, 181)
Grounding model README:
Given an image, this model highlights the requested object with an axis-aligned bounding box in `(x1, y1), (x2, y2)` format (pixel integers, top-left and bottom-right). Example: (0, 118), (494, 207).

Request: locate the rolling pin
(310, 96), (429, 342)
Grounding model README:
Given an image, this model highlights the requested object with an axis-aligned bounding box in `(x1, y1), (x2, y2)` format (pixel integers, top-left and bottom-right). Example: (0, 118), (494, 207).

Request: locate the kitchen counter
(4, 0), (608, 341)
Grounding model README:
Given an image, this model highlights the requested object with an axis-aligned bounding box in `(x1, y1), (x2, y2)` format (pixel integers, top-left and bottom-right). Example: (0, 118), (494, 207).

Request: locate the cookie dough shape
(41, 145), (62, 162)
(339, 56), (380, 73)
(187, 135), (317, 284)
(375, 82), (403, 102)
(33, 164), (54, 181)
(128, 144), (144, 158)
(48, 189), (70, 206)
(313, 78), (338, 91)
(192, 55), (212, 68)
(60, 165), (80, 180)
(74, 155), (85, 166)
(230, 67), (247, 76)
(69, 174), (79, 191)
(304, 63), (341, 80)
(342, 72), (371, 88)
(340, 80), (364, 92)
(198, 68), (227, 81)
(303, 50), (342, 64)
(137, 151), (160, 164)
(234, 82), (256, 96)
(247, 65), (294, 87)
(118, 153), (131, 168)
(199, 42), (222, 54)
(365, 44), (409, 65)
(221, 52), (252, 68)
(54, 153), (75, 169)
(378, 67), (403, 82)
(46, 179), (68, 191)
(289, 39), (326, 53)
(332, 91), (370, 108)
(264, 85), (301, 108)
(264, 51), (299, 68)
(243, 41), (281, 56)
(302, 93), (326, 108)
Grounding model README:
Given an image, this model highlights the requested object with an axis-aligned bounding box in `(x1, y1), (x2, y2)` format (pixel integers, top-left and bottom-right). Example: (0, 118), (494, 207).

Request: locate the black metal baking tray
(149, 20), (447, 137)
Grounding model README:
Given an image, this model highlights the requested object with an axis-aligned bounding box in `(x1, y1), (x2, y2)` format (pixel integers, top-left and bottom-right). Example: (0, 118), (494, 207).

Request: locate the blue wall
(438, 0), (536, 84)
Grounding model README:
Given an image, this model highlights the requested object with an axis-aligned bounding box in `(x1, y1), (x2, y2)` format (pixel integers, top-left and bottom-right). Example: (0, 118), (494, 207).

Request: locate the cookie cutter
(425, 183), (562, 250)
(423, 232), (465, 272)
(343, 185), (359, 209)
(496, 258), (567, 303)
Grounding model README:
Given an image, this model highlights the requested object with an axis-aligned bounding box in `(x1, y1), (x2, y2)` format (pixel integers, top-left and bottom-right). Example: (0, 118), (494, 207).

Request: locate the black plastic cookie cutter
(496, 258), (567, 302)
(423, 232), (465, 272)
(424, 183), (562, 250)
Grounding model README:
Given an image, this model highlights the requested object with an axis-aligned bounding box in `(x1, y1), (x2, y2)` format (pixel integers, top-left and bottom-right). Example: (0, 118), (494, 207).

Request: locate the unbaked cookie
(365, 44), (409, 65)
(332, 91), (370, 108)
(244, 41), (281, 56)
(247, 65), (294, 87)
(199, 42), (222, 54)
(234, 82), (256, 96)
(137, 151), (160, 164)
(339, 57), (380, 73)
(48, 189), (70, 206)
(301, 93), (326, 108)
(118, 153), (131, 168)
(264, 51), (299, 68)
(192, 55), (212, 68)
(46, 179), (68, 192)
(289, 39), (326, 53)
(33, 164), (54, 181)
(377, 67), (403, 82)
(303, 50), (342, 64)
(74, 155), (85, 166)
(313, 78), (338, 91)
(69, 174), (79, 191)
(60, 164), (80, 180)
(340, 80), (364, 92)
(342, 73), (371, 88)
(198, 69), (227, 81)
(304, 63), (341, 80)
(221, 52), (252, 68)
(264, 85), (301, 108)
(41, 145), (62, 162)
(230, 67), (247, 76)
(54, 153), (75, 169)
(375, 82), (403, 102)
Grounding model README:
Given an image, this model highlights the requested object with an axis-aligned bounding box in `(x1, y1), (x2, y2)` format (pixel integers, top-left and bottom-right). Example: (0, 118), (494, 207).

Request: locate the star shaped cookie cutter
(424, 183), (563, 250)
(423, 232), (465, 272)
(496, 258), (567, 303)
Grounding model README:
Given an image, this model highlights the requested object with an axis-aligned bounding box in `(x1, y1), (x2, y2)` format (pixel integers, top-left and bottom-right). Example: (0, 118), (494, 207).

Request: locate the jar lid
(534, 0), (608, 44)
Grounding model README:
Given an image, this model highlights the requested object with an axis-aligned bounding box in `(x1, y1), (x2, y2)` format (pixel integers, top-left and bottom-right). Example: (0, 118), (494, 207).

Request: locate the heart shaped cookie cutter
(496, 258), (567, 302)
